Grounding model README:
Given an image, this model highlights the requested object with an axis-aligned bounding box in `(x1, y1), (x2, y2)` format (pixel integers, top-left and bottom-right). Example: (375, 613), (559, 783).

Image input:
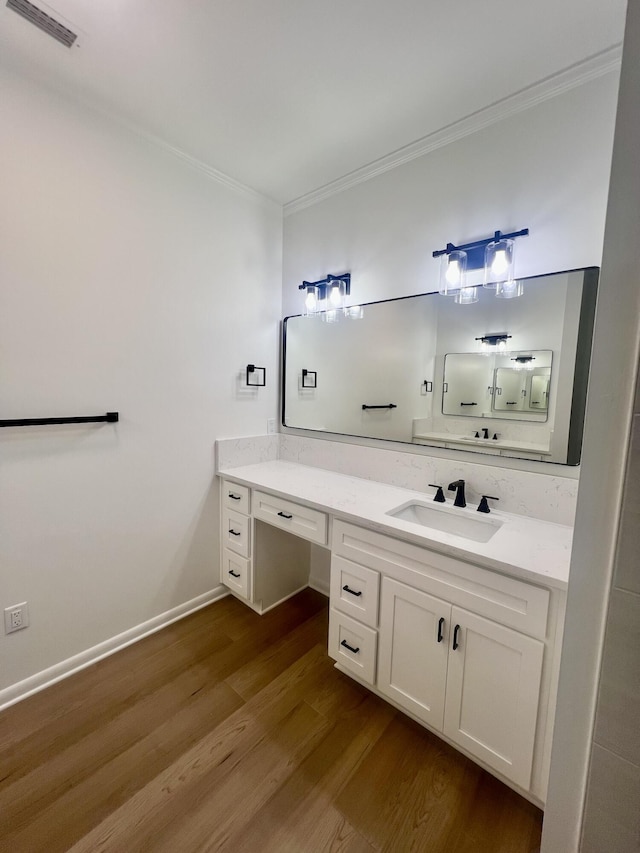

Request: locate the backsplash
(216, 434), (578, 526)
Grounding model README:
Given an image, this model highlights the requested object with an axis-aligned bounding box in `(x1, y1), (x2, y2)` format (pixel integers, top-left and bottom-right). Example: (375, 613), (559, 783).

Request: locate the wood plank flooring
(0, 589), (543, 852)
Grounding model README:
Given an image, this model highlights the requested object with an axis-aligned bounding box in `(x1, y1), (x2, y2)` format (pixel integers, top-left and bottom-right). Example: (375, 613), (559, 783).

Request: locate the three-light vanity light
(433, 228), (529, 303)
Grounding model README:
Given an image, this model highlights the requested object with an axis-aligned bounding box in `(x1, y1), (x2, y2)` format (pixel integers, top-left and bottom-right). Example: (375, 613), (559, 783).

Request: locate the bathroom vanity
(217, 459), (570, 807)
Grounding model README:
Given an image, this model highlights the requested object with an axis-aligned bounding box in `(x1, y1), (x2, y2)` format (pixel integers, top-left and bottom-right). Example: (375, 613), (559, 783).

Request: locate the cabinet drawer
(222, 508), (250, 557)
(332, 520), (549, 640)
(328, 608), (377, 685)
(253, 490), (327, 545)
(222, 480), (250, 515)
(222, 549), (251, 600)
(330, 555), (380, 628)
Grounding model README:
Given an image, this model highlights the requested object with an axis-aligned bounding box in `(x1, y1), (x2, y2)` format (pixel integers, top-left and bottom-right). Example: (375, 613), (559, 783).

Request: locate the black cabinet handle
(277, 511), (293, 519)
(229, 529), (241, 536)
(228, 493), (241, 501)
(228, 570), (241, 578)
(340, 639), (360, 654)
(342, 585), (362, 597)
(437, 617), (445, 643)
(452, 624), (461, 651)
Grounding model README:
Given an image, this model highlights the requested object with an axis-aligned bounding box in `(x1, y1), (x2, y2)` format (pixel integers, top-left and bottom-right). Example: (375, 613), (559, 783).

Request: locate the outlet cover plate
(4, 602), (29, 634)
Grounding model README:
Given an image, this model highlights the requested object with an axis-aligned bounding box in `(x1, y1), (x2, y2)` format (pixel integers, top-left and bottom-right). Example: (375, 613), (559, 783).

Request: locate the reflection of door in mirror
(442, 354), (493, 416)
(493, 368), (527, 412)
(529, 372), (550, 411)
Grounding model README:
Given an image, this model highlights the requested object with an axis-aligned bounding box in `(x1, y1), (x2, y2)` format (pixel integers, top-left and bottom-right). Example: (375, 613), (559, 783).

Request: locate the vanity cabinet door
(378, 577), (450, 730)
(443, 606), (544, 790)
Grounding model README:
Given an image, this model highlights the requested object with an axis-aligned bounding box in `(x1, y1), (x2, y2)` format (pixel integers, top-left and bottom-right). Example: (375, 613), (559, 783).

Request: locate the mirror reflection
(283, 268), (597, 464)
(442, 351), (552, 420)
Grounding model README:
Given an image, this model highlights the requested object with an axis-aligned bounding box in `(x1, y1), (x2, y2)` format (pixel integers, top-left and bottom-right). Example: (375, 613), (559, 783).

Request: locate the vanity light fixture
(299, 273), (351, 320)
(433, 228), (529, 301)
(476, 333), (512, 353)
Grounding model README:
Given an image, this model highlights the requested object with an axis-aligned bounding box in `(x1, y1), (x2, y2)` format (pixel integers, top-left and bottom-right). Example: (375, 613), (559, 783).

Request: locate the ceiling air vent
(6, 0), (77, 47)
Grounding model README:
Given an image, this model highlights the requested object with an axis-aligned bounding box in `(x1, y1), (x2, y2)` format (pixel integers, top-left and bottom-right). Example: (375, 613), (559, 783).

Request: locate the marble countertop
(218, 460), (573, 590)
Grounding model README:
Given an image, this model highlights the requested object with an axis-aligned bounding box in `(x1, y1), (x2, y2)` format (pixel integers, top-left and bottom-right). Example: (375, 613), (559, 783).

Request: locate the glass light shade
(484, 238), (515, 288)
(454, 285), (479, 305)
(439, 250), (467, 295)
(302, 285), (319, 317)
(322, 308), (341, 324)
(328, 280), (346, 311)
(345, 304), (364, 320)
(496, 278), (524, 299)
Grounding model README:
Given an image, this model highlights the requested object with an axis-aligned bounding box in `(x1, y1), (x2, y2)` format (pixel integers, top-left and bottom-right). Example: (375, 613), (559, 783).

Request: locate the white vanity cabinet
(329, 519), (558, 801)
(217, 466), (568, 805)
(378, 577), (544, 789)
(220, 479), (327, 614)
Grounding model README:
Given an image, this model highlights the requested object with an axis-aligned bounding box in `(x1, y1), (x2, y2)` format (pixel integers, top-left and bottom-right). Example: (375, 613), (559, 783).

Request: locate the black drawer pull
(228, 570), (241, 578)
(452, 624), (461, 651)
(277, 511), (293, 519)
(228, 493), (241, 501)
(229, 529), (241, 536)
(437, 617), (445, 643)
(340, 639), (360, 654)
(342, 584), (362, 597)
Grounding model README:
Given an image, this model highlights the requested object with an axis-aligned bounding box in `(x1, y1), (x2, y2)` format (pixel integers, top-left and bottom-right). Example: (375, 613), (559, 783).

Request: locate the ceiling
(0, 0), (628, 205)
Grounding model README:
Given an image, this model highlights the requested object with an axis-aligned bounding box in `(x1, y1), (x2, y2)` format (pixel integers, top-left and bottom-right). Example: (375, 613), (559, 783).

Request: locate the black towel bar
(0, 412), (119, 428)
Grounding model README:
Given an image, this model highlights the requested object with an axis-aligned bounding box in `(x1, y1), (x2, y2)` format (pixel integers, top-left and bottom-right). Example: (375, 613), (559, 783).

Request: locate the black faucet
(482, 427), (489, 439)
(448, 479), (466, 508)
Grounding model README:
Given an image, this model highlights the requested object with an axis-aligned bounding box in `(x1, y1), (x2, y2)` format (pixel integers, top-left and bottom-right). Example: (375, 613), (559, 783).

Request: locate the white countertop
(413, 432), (552, 455)
(218, 460), (573, 590)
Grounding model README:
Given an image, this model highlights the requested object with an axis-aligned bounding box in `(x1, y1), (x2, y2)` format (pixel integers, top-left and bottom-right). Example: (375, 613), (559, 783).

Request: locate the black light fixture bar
(475, 333), (512, 346)
(299, 272), (351, 298)
(511, 355), (535, 363)
(0, 411), (119, 428)
(433, 228), (529, 270)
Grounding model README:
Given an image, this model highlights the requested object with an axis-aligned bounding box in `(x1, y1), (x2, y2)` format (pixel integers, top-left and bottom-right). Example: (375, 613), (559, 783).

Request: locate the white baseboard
(308, 576), (330, 597)
(0, 586), (229, 712)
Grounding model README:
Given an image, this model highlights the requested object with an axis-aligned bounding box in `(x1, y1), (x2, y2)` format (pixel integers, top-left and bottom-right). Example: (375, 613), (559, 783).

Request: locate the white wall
(283, 73), (618, 317)
(543, 0), (640, 848)
(0, 68), (282, 695)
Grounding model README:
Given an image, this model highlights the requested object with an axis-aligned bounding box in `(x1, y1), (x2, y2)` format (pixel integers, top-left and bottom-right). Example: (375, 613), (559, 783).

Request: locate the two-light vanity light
(433, 228), (529, 304)
(298, 273), (363, 321)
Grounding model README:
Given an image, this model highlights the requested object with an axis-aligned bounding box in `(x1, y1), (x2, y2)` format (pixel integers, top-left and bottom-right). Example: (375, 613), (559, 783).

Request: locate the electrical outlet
(267, 418), (277, 435)
(4, 602), (29, 634)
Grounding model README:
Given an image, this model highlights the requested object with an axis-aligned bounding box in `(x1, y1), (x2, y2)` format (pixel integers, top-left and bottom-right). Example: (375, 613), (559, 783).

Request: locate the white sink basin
(386, 500), (503, 543)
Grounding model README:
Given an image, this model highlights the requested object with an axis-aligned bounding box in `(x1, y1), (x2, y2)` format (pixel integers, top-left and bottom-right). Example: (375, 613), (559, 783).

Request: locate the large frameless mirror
(282, 268), (598, 464)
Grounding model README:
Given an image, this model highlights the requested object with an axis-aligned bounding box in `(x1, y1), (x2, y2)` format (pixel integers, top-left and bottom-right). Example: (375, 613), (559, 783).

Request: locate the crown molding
(283, 45), (623, 218)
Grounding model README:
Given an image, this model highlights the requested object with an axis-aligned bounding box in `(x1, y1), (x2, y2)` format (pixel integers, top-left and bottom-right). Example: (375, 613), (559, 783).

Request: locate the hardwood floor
(0, 589), (543, 852)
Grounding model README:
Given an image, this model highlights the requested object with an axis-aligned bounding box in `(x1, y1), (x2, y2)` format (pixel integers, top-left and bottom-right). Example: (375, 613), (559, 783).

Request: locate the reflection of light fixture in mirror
(299, 272), (351, 319)
(439, 249), (467, 295)
(511, 355), (535, 370)
(433, 228), (528, 302)
(496, 278), (524, 299)
(454, 286), (479, 305)
(484, 238), (514, 288)
(475, 333), (512, 353)
(345, 305), (364, 319)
